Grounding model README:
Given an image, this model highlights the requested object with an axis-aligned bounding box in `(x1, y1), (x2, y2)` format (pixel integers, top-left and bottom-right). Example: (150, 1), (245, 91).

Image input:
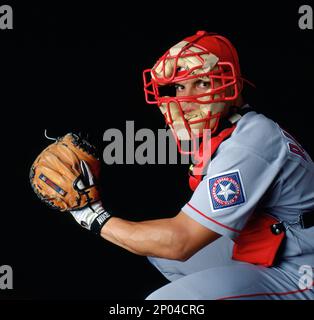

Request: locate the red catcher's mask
(143, 31), (244, 154)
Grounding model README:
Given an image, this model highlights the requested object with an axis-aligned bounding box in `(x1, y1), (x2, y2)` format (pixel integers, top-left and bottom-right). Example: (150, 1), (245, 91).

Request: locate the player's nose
(182, 102), (199, 113)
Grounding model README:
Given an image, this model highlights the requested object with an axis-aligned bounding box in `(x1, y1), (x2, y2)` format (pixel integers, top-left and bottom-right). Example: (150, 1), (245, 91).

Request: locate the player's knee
(147, 256), (184, 282)
(145, 291), (158, 300)
(145, 281), (199, 300)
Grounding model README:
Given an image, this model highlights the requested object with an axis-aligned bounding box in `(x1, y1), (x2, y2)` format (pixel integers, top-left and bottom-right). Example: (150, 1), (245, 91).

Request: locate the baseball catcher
(30, 31), (314, 300)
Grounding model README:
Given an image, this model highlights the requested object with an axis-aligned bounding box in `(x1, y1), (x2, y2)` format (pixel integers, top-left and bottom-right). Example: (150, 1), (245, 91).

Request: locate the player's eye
(196, 80), (210, 89)
(174, 84), (185, 91)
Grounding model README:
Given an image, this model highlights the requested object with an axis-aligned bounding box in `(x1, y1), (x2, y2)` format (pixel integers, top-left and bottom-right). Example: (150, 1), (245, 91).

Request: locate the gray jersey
(182, 110), (314, 259)
(147, 109), (314, 299)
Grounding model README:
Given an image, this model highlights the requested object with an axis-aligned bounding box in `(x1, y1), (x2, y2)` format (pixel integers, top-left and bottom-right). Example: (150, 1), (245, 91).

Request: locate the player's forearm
(100, 217), (186, 260)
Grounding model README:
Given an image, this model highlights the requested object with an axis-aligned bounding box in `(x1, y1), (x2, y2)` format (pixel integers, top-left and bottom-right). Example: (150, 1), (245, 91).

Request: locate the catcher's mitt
(30, 133), (101, 212)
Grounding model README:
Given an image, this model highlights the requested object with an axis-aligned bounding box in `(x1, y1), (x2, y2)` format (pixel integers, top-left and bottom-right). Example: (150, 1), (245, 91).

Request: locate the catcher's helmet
(143, 31), (245, 154)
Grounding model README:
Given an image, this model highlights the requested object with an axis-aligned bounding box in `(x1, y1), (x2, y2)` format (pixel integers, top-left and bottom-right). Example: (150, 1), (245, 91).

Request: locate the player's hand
(69, 160), (112, 235)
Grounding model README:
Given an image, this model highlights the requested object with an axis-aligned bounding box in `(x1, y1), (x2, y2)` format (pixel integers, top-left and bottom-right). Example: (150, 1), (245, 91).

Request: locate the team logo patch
(208, 170), (245, 211)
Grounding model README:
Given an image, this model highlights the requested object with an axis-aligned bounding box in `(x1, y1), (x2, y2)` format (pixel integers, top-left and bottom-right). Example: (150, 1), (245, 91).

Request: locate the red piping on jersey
(187, 203), (241, 233)
(217, 282), (314, 300)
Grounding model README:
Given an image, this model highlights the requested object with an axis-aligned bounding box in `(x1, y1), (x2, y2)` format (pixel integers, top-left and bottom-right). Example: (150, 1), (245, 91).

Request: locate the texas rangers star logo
(208, 170), (246, 211)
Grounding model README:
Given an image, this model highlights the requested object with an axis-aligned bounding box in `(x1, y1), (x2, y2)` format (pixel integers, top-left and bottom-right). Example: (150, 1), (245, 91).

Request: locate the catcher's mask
(143, 30), (246, 154)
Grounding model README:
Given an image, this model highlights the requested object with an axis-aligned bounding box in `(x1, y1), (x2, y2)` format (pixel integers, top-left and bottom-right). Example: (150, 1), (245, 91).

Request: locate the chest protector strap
(188, 119), (238, 191)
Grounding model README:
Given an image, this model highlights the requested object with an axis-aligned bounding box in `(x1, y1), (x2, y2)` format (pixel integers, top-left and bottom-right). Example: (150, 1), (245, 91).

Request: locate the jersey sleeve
(182, 144), (282, 239)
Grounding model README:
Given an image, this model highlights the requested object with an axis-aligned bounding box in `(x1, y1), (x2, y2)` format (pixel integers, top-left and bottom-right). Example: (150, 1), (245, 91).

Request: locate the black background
(0, 1), (313, 302)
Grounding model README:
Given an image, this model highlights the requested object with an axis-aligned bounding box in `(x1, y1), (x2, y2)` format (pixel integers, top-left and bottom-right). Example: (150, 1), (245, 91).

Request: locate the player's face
(159, 77), (227, 140)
